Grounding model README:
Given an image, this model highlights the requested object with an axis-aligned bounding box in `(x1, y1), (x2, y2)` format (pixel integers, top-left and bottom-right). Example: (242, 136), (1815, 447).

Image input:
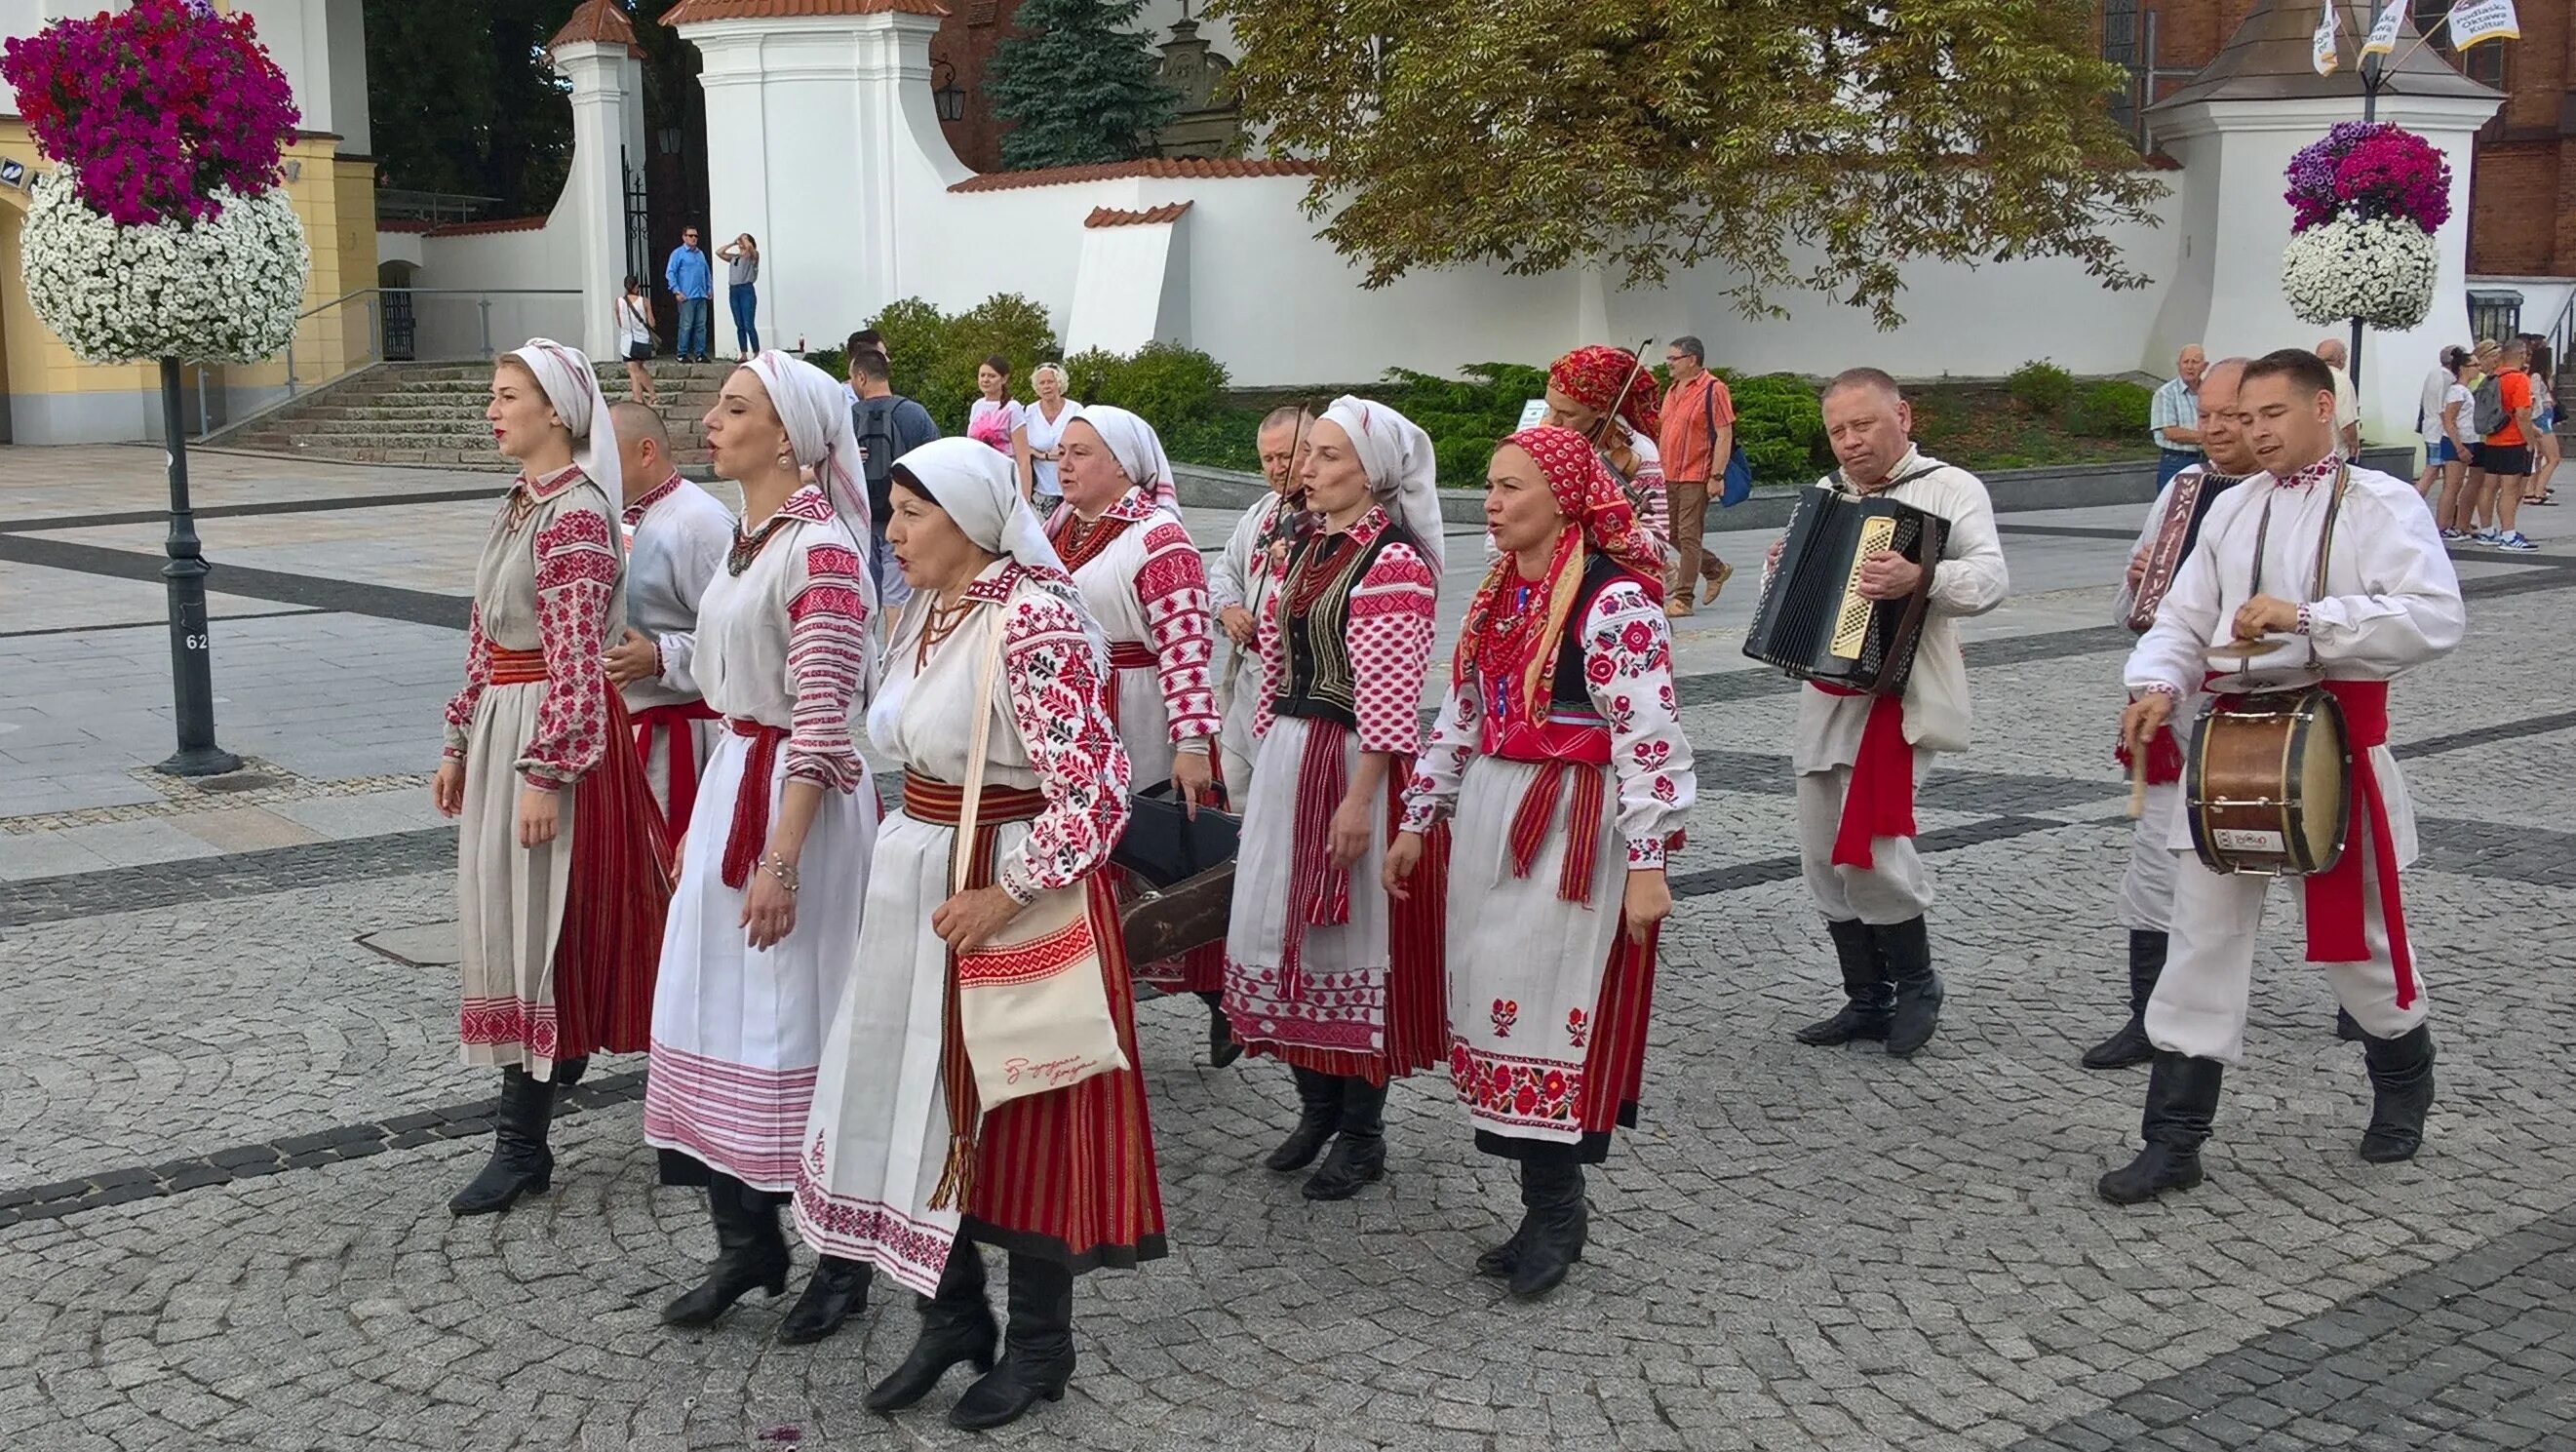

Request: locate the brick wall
(930, 0), (1022, 176)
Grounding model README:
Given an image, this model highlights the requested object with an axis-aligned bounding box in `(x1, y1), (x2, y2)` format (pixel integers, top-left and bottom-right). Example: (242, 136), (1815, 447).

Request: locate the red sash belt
(1107, 640), (1157, 672)
(1815, 684), (1914, 870)
(632, 700), (720, 838)
(2304, 681), (2415, 1007)
(719, 718), (789, 890)
(1281, 722), (1353, 975)
(1505, 758), (1608, 906)
(489, 646), (547, 686)
(899, 771), (1047, 826)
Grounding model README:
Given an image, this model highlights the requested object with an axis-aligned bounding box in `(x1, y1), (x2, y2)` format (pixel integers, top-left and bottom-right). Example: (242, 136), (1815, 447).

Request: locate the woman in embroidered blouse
(434, 339), (671, 1218)
(1391, 425), (1694, 1299)
(1221, 396), (1451, 1201)
(644, 354), (881, 1344)
(794, 439), (1161, 1432)
(1545, 344), (1671, 554)
(1049, 404), (1235, 1063)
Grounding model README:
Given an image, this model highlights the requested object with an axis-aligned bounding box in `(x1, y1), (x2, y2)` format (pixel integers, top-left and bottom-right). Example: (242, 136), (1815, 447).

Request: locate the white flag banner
(2313, 2), (2342, 76)
(2446, 0), (2520, 49)
(2361, 0), (2408, 57)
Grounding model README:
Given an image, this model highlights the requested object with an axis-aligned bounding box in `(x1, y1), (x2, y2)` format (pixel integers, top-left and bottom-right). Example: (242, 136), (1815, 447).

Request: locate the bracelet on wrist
(761, 852), (800, 893)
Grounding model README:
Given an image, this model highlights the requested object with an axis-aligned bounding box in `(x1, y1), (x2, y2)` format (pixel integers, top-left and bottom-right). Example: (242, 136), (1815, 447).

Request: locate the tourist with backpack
(2463, 338), (2538, 551)
(848, 345), (941, 603)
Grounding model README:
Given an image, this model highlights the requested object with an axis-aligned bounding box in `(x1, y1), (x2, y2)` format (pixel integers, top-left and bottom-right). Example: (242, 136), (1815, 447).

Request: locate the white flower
(19, 168), (310, 365)
(2280, 216), (2437, 331)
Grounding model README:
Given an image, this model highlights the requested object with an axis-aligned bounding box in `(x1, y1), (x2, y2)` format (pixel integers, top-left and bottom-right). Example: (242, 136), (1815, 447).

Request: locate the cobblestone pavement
(2, 446), (2573, 1450)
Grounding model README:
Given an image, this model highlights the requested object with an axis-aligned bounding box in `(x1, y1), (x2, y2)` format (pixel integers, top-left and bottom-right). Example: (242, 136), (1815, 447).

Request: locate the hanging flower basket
(1, 0), (307, 364)
(2278, 123), (2449, 333)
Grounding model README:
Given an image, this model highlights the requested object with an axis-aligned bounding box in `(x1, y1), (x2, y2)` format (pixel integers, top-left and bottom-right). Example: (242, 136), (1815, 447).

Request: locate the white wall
(408, 208), (587, 361)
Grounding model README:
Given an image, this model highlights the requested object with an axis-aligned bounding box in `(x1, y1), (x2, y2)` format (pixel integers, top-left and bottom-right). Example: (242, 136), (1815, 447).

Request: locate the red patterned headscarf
(1549, 344), (1660, 441)
(1452, 425), (1666, 726)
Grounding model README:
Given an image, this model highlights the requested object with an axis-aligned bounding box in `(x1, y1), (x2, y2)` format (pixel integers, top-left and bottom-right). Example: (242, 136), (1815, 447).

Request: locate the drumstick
(2126, 747), (2148, 819)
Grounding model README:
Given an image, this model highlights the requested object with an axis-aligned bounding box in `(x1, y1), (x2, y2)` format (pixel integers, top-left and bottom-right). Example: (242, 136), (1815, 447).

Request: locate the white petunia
(2280, 216), (2437, 331)
(20, 168), (310, 365)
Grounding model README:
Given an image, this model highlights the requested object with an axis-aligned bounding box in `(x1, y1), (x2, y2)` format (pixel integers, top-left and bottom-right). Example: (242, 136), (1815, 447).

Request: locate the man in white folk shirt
(603, 401), (735, 843)
(1209, 405), (1311, 794)
(2084, 357), (2257, 1070)
(1778, 369), (2010, 1060)
(2100, 348), (2465, 1206)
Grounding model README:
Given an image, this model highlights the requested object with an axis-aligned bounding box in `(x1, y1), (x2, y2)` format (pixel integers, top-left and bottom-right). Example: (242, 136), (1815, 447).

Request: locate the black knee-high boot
(1196, 990), (1242, 1068)
(777, 1255), (873, 1345)
(1506, 1147), (1589, 1300)
(448, 1066), (561, 1216)
(2082, 930), (2166, 1070)
(1793, 918), (1894, 1045)
(866, 1242), (997, 1412)
(1302, 1077), (1387, 1201)
(2359, 1024), (2436, 1163)
(949, 1254), (1076, 1431)
(2097, 1050), (2224, 1203)
(662, 1173), (792, 1327)
(1877, 917), (1942, 1058)
(1265, 1067), (1343, 1171)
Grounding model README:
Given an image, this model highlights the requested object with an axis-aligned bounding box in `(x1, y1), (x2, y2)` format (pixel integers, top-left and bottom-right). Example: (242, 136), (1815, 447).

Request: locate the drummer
(2101, 347), (2465, 1206)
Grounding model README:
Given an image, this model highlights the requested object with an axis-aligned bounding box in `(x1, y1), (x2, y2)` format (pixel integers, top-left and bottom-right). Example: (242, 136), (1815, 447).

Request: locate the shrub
(2068, 379), (2155, 440)
(803, 345), (847, 383)
(859, 294), (1060, 432)
(1725, 373), (1830, 483)
(1109, 339), (1230, 423)
(2007, 359), (2077, 413)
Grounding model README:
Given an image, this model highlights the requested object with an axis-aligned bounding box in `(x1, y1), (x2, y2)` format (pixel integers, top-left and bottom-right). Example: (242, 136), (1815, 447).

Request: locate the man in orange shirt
(2466, 337), (2538, 551)
(1658, 336), (1735, 617)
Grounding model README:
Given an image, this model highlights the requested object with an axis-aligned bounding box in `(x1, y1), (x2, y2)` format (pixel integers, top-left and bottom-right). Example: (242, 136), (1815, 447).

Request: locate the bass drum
(2186, 687), (2352, 876)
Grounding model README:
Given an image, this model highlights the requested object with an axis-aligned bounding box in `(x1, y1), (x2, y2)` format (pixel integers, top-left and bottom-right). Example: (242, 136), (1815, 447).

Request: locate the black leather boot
(865, 1244), (996, 1413)
(2097, 1050), (2224, 1203)
(2359, 1024), (2436, 1163)
(448, 1067), (559, 1216)
(662, 1174), (792, 1327)
(1197, 990), (1242, 1069)
(2335, 1006), (2365, 1042)
(776, 1255), (873, 1346)
(1505, 1150), (1588, 1300)
(1877, 917), (1943, 1058)
(1792, 918), (1894, 1045)
(1264, 1068), (1343, 1172)
(2082, 930), (2166, 1070)
(1302, 1078), (1387, 1201)
(551, 1054), (589, 1092)
(949, 1254), (1076, 1431)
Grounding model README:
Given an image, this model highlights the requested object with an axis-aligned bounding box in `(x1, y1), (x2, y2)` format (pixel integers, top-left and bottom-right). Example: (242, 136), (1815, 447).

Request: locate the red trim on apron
(2303, 681), (2415, 1007)
(1814, 684), (1914, 870)
(719, 718), (790, 890)
(1505, 760), (1609, 906)
(632, 700), (720, 838)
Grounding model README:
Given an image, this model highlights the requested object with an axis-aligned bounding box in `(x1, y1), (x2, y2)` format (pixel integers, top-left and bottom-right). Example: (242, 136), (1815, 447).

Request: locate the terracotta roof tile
(663, 0), (948, 22)
(951, 157), (1320, 193)
(548, 0), (646, 58)
(1083, 202), (1193, 228)
(423, 216), (551, 239)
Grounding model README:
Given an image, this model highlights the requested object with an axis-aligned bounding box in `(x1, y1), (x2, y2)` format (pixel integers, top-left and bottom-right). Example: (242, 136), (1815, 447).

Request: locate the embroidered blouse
(442, 464), (624, 789)
(693, 484), (873, 793)
(1254, 505), (1438, 756)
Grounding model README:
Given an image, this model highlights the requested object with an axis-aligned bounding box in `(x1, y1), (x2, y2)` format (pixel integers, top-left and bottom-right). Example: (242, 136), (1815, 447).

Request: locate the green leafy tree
(986, 0), (1180, 170)
(1208, 0), (2164, 327)
(362, 0), (582, 213)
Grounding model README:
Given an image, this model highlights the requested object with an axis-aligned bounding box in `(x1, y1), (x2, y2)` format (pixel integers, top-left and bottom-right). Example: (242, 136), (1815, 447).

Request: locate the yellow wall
(0, 119), (378, 424)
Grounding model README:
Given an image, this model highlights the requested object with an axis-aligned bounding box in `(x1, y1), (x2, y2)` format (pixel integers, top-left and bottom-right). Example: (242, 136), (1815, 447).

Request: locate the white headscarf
(1321, 395), (1445, 574)
(892, 438), (1099, 647)
(747, 351), (870, 543)
(508, 338), (619, 501)
(1063, 404), (1180, 513)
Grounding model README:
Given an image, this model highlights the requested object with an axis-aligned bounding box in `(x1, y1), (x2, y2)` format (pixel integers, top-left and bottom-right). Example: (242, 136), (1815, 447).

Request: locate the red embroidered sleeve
(784, 536), (872, 793)
(1398, 679), (1480, 835)
(1346, 541), (1438, 756)
(1585, 580), (1695, 869)
(1133, 519), (1220, 749)
(1252, 567), (1285, 741)
(517, 506), (618, 788)
(997, 597), (1133, 901)
(443, 605), (491, 761)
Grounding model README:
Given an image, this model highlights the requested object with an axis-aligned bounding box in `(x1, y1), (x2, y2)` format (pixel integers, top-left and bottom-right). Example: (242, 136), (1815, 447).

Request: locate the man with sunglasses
(664, 226), (713, 364)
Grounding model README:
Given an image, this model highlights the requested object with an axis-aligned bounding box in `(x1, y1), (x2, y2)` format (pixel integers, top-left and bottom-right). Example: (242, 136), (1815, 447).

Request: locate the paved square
(2, 446), (2571, 1451)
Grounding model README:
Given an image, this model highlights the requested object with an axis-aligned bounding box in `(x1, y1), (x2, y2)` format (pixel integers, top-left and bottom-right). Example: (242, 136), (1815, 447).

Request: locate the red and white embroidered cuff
(1626, 837), (1667, 871)
(997, 857), (1038, 906)
(2294, 605), (2313, 636)
(2132, 682), (2184, 700)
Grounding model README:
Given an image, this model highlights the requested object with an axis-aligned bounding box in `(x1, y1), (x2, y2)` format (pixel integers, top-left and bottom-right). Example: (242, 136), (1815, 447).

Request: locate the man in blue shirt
(2149, 344), (2205, 487)
(664, 226), (713, 363)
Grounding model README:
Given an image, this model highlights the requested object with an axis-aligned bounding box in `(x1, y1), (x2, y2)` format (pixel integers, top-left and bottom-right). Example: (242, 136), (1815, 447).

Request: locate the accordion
(1742, 485), (1949, 695)
(2124, 468), (2244, 632)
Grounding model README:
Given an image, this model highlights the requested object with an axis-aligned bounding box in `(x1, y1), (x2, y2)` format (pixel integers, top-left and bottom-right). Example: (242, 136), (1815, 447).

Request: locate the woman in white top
(615, 275), (659, 407)
(967, 354), (1025, 457)
(1014, 362), (1078, 515)
(2425, 346), (2474, 519)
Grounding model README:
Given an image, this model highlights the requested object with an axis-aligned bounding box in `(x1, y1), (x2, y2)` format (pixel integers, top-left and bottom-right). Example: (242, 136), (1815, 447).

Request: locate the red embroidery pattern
(1347, 539), (1438, 755)
(1491, 998), (1519, 1038)
(443, 604), (493, 758)
(621, 472), (683, 528)
(1449, 1041), (1581, 1128)
(793, 1132), (961, 1298)
(1004, 595), (1133, 891)
(642, 1038), (820, 1187)
(524, 504), (618, 785)
(955, 915), (1093, 986)
(459, 995), (561, 1058)
(785, 534), (871, 793)
(1133, 519), (1219, 745)
(1567, 1007), (1589, 1047)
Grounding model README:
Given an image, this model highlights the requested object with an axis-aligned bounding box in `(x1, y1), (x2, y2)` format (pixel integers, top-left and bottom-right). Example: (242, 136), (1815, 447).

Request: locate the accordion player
(1743, 485), (1951, 695)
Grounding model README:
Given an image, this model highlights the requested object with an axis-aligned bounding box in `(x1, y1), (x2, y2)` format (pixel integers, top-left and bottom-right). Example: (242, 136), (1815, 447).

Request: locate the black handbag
(1113, 781), (1240, 961)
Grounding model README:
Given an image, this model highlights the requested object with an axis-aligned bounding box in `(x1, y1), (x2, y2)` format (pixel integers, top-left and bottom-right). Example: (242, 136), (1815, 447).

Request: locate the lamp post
(156, 356), (239, 777)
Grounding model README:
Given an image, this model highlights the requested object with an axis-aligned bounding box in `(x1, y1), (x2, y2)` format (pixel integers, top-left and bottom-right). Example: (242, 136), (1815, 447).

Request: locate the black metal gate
(622, 148), (650, 288)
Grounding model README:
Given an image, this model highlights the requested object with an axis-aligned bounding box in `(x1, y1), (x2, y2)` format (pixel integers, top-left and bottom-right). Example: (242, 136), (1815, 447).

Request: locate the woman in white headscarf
(795, 439), (1163, 1433)
(642, 353), (882, 1344)
(1220, 396), (1451, 1202)
(1046, 404), (1235, 1061)
(433, 338), (671, 1218)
